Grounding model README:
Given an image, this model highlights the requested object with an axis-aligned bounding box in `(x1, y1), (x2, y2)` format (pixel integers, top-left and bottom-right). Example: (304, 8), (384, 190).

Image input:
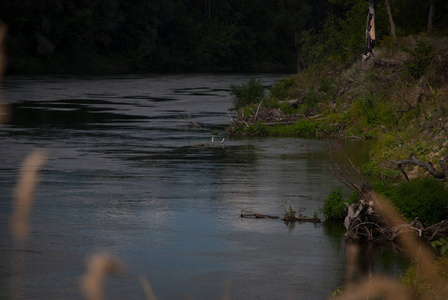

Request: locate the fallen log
(283, 213), (321, 223)
(241, 212), (280, 219)
(236, 205), (321, 223)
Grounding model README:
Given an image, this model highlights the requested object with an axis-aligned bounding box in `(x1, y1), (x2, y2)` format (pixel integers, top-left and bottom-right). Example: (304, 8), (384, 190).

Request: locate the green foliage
(269, 75), (296, 100)
(244, 119), (318, 137)
(432, 238), (448, 256)
(402, 40), (435, 78)
(304, 90), (319, 109)
(298, 14), (349, 69)
(229, 78), (265, 110)
(322, 187), (360, 221)
(383, 178), (448, 227)
(292, 119), (318, 137)
(246, 121), (269, 135)
(332, 286), (343, 297)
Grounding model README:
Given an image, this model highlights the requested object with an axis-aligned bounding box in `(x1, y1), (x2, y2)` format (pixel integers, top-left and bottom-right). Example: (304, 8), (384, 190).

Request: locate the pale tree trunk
(385, 0), (396, 41)
(427, 0), (436, 33)
(363, 0), (376, 61)
(204, 0), (211, 21)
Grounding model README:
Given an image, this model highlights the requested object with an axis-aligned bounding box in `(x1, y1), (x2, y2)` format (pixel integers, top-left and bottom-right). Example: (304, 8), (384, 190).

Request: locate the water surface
(0, 74), (407, 299)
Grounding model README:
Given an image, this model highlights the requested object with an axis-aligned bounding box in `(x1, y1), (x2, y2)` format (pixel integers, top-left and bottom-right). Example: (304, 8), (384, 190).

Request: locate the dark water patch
(122, 95), (177, 102)
(7, 102), (149, 129)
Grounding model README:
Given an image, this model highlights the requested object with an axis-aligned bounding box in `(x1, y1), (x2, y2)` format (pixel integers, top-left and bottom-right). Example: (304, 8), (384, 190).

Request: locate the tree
(363, 0), (376, 61)
(385, 0), (396, 41)
(427, 0), (436, 33)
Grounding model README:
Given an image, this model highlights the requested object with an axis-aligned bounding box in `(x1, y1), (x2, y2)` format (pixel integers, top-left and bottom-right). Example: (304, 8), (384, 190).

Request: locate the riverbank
(228, 35), (448, 180)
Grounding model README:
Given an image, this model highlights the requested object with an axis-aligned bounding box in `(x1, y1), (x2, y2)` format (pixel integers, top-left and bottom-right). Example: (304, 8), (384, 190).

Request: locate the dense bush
(402, 40), (435, 79)
(269, 76), (296, 100)
(229, 78), (265, 110)
(384, 178), (448, 227)
(322, 187), (360, 221)
(292, 119), (318, 137)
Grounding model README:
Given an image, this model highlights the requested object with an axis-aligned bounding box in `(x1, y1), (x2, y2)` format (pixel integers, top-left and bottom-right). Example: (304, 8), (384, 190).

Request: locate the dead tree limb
(391, 153), (448, 181)
(253, 97), (264, 122)
(235, 205), (321, 223)
(413, 75), (425, 107)
(235, 205), (280, 219)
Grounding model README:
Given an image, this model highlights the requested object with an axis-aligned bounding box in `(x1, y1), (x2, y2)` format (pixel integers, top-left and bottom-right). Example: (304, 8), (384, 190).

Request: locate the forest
(0, 0), (447, 74)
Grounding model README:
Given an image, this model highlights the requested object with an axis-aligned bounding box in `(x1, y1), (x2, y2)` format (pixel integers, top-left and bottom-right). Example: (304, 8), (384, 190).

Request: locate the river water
(0, 74), (407, 299)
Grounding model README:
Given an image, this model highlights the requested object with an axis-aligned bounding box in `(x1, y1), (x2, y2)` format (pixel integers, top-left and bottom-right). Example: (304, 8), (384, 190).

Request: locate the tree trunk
(203, 0), (211, 21)
(385, 0), (396, 41)
(363, 0), (376, 61)
(427, 0), (436, 33)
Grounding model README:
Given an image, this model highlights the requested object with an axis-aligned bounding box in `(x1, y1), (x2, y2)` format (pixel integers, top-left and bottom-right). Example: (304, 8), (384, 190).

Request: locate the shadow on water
(8, 100), (149, 129)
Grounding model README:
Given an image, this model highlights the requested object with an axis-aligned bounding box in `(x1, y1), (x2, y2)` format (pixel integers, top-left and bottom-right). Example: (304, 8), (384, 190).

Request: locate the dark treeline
(0, 0), (446, 74)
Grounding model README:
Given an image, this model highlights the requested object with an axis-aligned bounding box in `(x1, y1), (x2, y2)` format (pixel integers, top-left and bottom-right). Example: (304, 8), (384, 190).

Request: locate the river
(0, 74), (408, 299)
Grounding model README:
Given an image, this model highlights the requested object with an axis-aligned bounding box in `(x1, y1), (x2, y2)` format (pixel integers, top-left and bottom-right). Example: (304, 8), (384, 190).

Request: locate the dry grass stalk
(221, 281), (232, 300)
(10, 150), (47, 241)
(80, 253), (125, 300)
(139, 276), (158, 300)
(341, 277), (412, 300)
(0, 22), (5, 79)
(344, 243), (359, 291)
(366, 190), (446, 297)
(0, 22), (8, 124)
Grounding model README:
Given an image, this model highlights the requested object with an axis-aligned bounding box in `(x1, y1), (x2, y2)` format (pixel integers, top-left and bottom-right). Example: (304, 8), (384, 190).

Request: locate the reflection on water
(0, 74), (409, 299)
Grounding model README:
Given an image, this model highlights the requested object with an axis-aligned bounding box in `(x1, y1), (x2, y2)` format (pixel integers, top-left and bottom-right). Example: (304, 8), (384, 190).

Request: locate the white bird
(221, 138), (225, 144)
(211, 136), (214, 144)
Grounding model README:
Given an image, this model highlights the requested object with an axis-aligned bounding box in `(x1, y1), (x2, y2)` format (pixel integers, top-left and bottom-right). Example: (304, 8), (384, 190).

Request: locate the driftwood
(391, 151), (448, 181)
(419, 220), (448, 241)
(344, 199), (448, 242)
(344, 199), (411, 242)
(236, 205), (321, 223)
(326, 144), (448, 243)
(283, 213), (321, 223)
(278, 98), (304, 107)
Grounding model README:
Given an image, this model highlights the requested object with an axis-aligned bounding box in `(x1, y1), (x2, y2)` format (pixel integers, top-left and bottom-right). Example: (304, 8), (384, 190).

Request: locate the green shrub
(292, 119), (318, 137)
(246, 121), (269, 135)
(229, 78), (265, 110)
(269, 75), (296, 100)
(384, 178), (448, 227)
(304, 89), (319, 109)
(322, 187), (360, 221)
(402, 40), (435, 79)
